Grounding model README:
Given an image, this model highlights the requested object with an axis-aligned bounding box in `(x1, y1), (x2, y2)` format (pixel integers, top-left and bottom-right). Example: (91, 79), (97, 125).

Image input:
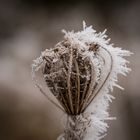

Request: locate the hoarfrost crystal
(32, 22), (131, 140)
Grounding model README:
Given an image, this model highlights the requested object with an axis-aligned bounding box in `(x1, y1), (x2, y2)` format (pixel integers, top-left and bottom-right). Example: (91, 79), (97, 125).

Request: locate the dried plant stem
(74, 60), (80, 114)
(79, 65), (90, 112)
(84, 47), (113, 111)
(35, 84), (65, 112)
(80, 58), (96, 113)
(65, 115), (83, 140)
(67, 46), (74, 114)
(61, 93), (71, 114)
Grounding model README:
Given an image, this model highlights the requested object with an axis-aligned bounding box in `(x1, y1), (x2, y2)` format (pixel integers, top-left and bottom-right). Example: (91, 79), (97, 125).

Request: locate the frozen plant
(32, 21), (132, 140)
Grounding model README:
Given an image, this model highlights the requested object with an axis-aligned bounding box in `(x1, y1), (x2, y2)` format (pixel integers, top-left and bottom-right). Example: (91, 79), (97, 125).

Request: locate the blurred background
(0, 0), (139, 140)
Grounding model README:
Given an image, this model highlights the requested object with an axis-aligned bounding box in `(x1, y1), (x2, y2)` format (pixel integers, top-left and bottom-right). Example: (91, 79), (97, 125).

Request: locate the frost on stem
(32, 22), (132, 140)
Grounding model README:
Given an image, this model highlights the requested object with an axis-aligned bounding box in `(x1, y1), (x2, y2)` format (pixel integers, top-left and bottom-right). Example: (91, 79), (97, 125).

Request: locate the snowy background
(0, 0), (139, 140)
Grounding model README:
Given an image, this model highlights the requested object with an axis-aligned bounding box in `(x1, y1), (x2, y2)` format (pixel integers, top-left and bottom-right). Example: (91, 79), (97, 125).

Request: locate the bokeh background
(0, 0), (139, 140)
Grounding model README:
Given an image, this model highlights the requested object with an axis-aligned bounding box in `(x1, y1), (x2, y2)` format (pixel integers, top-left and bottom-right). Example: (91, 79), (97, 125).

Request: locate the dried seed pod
(32, 22), (132, 140)
(42, 39), (112, 116)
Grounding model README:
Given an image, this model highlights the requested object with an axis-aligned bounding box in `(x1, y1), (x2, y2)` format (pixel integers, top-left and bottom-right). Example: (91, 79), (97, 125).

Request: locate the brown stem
(80, 58), (96, 113)
(82, 47), (113, 112)
(67, 46), (74, 114)
(79, 65), (90, 113)
(35, 84), (65, 112)
(74, 59), (80, 114)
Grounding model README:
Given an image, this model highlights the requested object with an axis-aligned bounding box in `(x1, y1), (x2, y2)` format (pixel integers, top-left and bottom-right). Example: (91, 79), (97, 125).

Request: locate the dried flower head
(32, 21), (132, 140)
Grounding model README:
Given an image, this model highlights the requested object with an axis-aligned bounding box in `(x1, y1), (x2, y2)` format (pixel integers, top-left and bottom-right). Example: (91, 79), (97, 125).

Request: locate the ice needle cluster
(32, 22), (131, 140)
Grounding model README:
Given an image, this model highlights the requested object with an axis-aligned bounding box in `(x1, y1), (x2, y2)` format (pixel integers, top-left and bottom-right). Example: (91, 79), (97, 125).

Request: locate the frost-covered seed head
(32, 22), (132, 140)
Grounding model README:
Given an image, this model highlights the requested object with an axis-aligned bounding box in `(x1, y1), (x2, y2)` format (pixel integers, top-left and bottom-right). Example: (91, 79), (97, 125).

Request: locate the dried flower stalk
(32, 22), (132, 140)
